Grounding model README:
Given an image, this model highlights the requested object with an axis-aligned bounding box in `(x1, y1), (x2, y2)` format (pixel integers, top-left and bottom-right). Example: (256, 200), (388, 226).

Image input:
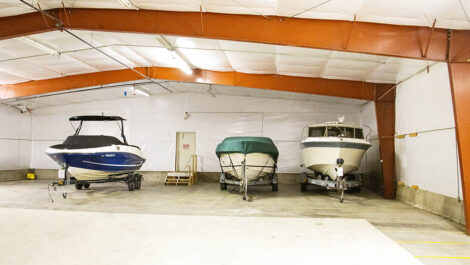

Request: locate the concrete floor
(0, 180), (469, 264)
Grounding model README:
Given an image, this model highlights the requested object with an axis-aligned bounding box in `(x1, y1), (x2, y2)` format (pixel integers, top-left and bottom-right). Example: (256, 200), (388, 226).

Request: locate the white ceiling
(0, 30), (432, 85)
(1, 0), (469, 29)
(1, 80), (368, 109)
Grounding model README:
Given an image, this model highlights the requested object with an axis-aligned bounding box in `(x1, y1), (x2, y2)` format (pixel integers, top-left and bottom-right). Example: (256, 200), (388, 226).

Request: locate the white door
(175, 132), (196, 172)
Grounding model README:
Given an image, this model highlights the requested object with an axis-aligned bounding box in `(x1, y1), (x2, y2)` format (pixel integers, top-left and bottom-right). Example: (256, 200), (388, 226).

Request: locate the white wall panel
(359, 101), (382, 177)
(28, 93), (371, 173)
(0, 104), (31, 170)
(396, 63), (454, 134)
(395, 62), (462, 198)
(402, 129), (460, 198)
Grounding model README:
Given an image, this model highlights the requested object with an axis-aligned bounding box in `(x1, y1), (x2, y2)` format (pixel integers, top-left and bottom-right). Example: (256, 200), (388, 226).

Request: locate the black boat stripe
(301, 141), (370, 150)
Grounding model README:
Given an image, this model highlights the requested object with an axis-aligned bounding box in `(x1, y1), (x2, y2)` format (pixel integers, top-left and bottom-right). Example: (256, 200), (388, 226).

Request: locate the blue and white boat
(46, 115), (145, 181)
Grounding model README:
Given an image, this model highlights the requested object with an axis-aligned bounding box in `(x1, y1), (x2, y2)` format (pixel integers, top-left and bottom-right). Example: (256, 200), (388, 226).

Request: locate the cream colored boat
(219, 153), (276, 181)
(301, 120), (371, 180)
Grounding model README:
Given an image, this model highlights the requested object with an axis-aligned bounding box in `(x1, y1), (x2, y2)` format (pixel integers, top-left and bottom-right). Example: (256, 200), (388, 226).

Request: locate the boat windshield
(308, 125), (366, 139)
(355, 128), (364, 139)
(308, 127), (326, 137)
(327, 126), (364, 139)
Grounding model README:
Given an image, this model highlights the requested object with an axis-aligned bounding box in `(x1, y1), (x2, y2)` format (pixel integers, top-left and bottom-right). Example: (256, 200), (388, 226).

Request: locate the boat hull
(46, 145), (145, 180)
(219, 153), (275, 182)
(301, 138), (370, 180)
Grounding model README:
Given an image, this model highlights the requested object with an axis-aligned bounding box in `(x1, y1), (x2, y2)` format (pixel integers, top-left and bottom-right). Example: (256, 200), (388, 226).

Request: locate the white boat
(218, 153), (276, 181)
(46, 116), (146, 181)
(301, 117), (371, 180)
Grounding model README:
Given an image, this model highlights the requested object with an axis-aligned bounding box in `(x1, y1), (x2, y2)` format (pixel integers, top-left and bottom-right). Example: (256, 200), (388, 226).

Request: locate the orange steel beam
(447, 62), (470, 235)
(0, 10), (58, 39)
(1, 8), (470, 62)
(0, 67), (378, 100)
(375, 84), (396, 199)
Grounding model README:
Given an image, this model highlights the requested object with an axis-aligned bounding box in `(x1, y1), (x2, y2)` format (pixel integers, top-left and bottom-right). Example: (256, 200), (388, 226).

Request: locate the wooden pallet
(165, 172), (194, 186)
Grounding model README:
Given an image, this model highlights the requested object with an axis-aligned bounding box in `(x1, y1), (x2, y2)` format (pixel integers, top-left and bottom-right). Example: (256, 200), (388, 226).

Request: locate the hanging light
(134, 88), (150, 97)
(118, 0), (133, 8)
(155, 35), (193, 75)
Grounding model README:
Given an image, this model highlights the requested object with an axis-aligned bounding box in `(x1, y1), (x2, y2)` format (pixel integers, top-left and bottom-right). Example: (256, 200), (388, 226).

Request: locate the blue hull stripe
(48, 152), (145, 172)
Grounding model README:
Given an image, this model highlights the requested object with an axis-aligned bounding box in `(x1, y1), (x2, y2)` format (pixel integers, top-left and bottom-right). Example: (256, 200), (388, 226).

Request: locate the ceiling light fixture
(155, 35), (193, 75)
(174, 54), (193, 75)
(20, 37), (59, 56)
(155, 35), (174, 51)
(118, 0), (133, 8)
(134, 88), (150, 97)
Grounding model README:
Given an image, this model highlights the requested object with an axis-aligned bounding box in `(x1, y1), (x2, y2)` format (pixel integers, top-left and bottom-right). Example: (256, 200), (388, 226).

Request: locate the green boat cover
(215, 137), (279, 162)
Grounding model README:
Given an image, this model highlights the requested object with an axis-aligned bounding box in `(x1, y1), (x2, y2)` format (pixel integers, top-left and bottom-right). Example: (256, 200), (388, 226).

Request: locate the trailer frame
(300, 171), (362, 203)
(48, 170), (143, 202)
(220, 160), (278, 200)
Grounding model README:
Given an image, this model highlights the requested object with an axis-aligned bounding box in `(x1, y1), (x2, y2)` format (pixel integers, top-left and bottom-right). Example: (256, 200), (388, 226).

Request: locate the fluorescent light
(155, 35), (174, 51)
(118, 0), (133, 8)
(20, 37), (58, 56)
(170, 50), (192, 75)
(134, 88), (150, 97)
(176, 38), (196, 48)
(156, 35), (193, 75)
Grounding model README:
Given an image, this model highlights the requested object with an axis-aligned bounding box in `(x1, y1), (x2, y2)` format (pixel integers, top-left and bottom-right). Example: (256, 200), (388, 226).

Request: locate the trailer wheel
(135, 180), (141, 190)
(128, 180), (135, 191)
(75, 183), (83, 190)
(272, 183), (278, 192)
(83, 183), (90, 189)
(301, 183), (307, 192)
(220, 183), (227, 190)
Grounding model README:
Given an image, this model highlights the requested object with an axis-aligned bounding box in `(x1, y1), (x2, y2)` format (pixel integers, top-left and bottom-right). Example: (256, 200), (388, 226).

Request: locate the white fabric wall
(30, 93), (363, 173)
(395, 62), (462, 198)
(359, 101), (382, 178)
(0, 104), (31, 170)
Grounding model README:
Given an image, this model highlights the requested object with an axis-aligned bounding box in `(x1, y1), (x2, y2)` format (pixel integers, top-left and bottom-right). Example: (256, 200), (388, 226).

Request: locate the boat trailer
(48, 171), (143, 202)
(300, 159), (361, 203)
(220, 160), (278, 201)
(300, 172), (361, 203)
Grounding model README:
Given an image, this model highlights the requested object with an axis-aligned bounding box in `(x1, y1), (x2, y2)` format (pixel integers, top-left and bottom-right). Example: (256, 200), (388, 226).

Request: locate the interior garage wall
(359, 101), (383, 193)
(0, 104), (31, 181)
(29, 92), (375, 177)
(395, 62), (464, 224)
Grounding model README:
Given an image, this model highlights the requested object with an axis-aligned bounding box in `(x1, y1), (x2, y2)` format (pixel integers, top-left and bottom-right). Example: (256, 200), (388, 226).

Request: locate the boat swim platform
(0, 207), (423, 265)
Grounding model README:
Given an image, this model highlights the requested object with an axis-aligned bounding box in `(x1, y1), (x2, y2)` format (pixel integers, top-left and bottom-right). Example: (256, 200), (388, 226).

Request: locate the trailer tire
(220, 183), (227, 190)
(75, 183), (83, 190)
(83, 183), (90, 189)
(135, 180), (141, 190)
(301, 183), (307, 192)
(128, 181), (135, 191)
(272, 183), (278, 192)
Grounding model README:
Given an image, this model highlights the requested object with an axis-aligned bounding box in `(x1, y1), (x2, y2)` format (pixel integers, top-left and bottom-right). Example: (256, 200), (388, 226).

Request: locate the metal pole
(242, 159), (248, 200)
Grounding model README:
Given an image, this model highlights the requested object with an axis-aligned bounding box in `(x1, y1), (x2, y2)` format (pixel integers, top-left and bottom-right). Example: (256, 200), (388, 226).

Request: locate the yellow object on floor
(26, 173), (36, 180)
